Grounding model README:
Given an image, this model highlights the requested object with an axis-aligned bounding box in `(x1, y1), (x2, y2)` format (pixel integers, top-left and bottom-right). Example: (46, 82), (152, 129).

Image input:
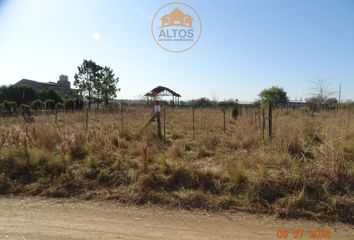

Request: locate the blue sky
(0, 0), (353, 101)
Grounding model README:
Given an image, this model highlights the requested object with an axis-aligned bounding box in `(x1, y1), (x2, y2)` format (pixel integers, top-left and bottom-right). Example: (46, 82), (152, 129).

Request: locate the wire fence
(2, 105), (354, 143)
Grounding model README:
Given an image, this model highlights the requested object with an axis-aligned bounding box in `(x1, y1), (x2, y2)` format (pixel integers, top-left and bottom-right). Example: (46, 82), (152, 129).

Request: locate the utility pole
(339, 83), (342, 104)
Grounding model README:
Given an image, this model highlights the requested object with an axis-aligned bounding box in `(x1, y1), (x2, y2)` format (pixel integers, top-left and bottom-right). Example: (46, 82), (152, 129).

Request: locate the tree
(309, 78), (336, 109)
(92, 69), (103, 110)
(100, 66), (120, 106)
(305, 97), (322, 111)
(39, 89), (62, 103)
(326, 97), (338, 110)
(74, 60), (102, 109)
(259, 86), (288, 107)
(306, 96), (338, 111)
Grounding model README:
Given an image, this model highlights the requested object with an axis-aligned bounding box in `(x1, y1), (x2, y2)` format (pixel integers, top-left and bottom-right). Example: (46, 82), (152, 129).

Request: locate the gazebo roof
(145, 86), (181, 98)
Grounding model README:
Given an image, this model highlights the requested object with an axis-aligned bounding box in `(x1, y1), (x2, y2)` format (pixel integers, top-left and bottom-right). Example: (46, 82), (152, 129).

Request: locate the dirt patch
(0, 197), (353, 240)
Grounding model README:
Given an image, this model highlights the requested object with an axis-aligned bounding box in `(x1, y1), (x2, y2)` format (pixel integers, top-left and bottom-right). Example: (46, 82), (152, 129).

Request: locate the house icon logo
(152, 2), (202, 53)
(161, 8), (193, 28)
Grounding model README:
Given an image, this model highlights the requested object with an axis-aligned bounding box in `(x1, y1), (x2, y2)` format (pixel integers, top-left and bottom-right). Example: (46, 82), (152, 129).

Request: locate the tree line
(0, 59), (120, 115)
(0, 85), (63, 105)
(182, 85), (346, 111)
(0, 85), (84, 116)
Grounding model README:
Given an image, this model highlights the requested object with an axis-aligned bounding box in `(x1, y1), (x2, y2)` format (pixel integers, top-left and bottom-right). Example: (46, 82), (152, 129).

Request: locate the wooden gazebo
(145, 86), (181, 105)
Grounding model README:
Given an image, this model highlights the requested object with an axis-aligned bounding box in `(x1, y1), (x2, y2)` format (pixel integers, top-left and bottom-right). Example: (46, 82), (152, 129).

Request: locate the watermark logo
(151, 2), (202, 53)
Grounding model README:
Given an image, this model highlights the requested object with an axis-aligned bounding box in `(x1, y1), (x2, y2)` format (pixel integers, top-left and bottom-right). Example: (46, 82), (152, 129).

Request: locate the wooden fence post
(156, 112), (162, 139)
(257, 109), (260, 129)
(192, 108), (195, 140)
(163, 107), (166, 139)
(268, 103), (273, 139)
(262, 108), (265, 139)
(120, 108), (124, 130)
(85, 108), (89, 131)
(55, 106), (58, 125)
(223, 109), (226, 134)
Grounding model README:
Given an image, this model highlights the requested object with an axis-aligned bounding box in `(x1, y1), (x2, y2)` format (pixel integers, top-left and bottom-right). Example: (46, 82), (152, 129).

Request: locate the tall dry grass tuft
(140, 142), (149, 173)
(119, 138), (127, 162)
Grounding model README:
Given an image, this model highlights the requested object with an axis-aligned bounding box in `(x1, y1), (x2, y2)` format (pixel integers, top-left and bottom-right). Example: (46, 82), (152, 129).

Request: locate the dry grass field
(0, 107), (353, 223)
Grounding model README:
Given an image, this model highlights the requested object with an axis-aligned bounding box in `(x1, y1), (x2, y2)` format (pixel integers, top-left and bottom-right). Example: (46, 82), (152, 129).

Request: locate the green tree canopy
(259, 86), (288, 107)
(74, 59), (102, 109)
(101, 66), (120, 106)
(74, 60), (120, 109)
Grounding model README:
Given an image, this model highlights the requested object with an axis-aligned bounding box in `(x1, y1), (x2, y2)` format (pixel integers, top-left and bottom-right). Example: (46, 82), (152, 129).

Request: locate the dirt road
(0, 197), (352, 240)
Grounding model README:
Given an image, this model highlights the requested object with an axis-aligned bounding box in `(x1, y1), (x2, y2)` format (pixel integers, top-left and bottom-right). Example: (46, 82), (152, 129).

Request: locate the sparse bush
(303, 122), (323, 145)
(227, 163), (248, 193)
(197, 147), (213, 158)
(166, 167), (196, 190)
(70, 145), (87, 160)
(300, 106), (310, 114)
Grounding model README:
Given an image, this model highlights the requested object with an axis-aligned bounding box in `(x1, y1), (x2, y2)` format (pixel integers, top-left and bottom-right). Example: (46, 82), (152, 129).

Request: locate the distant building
(15, 75), (74, 97)
(280, 100), (305, 109)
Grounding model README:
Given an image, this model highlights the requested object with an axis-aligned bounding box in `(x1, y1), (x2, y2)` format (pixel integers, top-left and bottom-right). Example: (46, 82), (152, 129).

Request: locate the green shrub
(64, 99), (75, 110)
(31, 99), (44, 110)
(70, 145), (87, 160)
(2, 100), (17, 114)
(300, 106), (310, 114)
(56, 103), (64, 110)
(19, 104), (32, 112)
(232, 107), (239, 119)
(45, 99), (55, 110)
